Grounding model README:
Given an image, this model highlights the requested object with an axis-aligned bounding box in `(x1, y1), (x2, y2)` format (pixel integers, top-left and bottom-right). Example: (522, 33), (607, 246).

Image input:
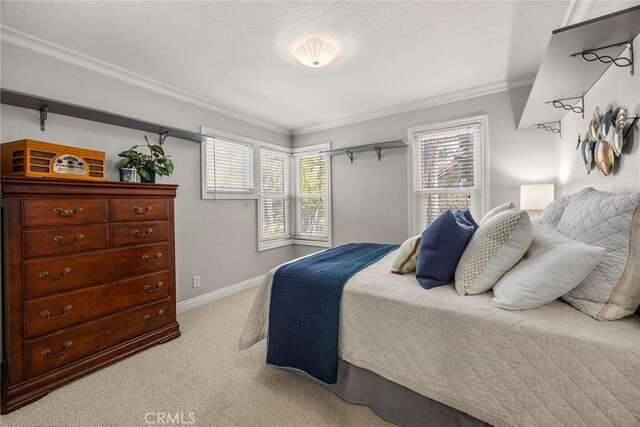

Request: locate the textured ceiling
(2, 1), (576, 132)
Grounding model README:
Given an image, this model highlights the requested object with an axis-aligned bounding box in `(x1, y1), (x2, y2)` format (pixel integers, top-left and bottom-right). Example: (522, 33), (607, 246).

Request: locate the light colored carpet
(0, 287), (391, 427)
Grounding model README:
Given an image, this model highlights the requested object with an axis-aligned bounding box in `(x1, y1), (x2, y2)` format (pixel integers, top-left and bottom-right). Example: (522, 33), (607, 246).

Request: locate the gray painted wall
(557, 37), (640, 195)
(0, 44), (294, 303)
(293, 86), (557, 257)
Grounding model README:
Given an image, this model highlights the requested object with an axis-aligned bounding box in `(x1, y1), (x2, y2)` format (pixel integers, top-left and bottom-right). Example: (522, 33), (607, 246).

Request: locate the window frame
(258, 144), (293, 251)
(200, 126), (260, 200)
(407, 115), (489, 236)
(292, 143), (332, 248)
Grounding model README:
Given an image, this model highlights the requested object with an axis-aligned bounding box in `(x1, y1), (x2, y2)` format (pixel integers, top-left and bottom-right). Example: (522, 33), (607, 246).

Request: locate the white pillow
(455, 209), (533, 295)
(391, 235), (420, 274)
(480, 202), (515, 225)
(492, 223), (605, 310)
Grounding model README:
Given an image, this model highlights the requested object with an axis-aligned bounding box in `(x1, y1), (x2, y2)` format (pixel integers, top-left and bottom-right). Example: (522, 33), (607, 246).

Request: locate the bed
(240, 249), (640, 426)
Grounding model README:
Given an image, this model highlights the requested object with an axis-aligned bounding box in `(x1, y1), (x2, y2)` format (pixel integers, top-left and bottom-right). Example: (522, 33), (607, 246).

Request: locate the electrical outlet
(193, 276), (200, 288)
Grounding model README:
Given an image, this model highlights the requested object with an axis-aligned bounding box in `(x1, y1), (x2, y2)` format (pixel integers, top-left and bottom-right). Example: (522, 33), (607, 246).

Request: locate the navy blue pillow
(416, 209), (477, 289)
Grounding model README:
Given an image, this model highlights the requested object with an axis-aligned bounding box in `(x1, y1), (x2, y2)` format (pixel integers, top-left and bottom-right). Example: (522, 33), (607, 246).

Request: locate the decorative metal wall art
(577, 106), (639, 176)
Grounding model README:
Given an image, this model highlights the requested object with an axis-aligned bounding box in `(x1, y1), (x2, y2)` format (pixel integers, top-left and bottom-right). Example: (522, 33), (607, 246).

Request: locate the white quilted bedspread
(239, 251), (640, 427)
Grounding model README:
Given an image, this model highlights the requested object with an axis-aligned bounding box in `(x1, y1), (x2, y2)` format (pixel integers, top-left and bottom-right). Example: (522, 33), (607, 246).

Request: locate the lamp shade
(520, 184), (554, 211)
(294, 40), (338, 68)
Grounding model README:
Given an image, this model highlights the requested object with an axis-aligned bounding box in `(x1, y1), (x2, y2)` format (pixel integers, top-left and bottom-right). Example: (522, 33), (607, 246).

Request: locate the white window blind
(202, 138), (254, 198)
(294, 151), (329, 242)
(259, 147), (292, 244)
(258, 144), (331, 250)
(410, 119), (485, 234)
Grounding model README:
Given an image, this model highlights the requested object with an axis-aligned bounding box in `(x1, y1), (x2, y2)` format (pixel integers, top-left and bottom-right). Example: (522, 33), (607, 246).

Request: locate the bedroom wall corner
(292, 86), (557, 257)
(0, 43), (296, 304)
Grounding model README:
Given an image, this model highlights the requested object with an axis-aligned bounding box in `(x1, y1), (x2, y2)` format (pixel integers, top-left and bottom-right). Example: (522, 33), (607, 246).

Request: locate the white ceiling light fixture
(294, 39), (338, 68)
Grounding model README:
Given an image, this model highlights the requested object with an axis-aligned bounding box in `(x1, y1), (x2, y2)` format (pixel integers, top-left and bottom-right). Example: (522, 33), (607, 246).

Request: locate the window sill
(293, 239), (331, 248)
(258, 239), (292, 252)
(202, 194), (258, 200)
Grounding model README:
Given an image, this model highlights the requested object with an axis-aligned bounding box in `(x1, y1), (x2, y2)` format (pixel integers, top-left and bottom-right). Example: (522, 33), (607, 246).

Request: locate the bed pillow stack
(415, 210), (478, 289)
(455, 209), (533, 295)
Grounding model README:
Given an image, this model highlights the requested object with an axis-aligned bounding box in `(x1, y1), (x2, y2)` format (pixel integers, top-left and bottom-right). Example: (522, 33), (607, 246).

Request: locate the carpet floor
(0, 287), (391, 427)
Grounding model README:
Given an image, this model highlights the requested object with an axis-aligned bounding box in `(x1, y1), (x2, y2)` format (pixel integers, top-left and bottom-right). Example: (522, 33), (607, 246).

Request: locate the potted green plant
(118, 136), (174, 183)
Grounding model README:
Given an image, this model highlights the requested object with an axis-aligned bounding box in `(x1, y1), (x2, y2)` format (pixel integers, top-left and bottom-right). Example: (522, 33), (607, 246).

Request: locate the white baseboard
(177, 274), (265, 314)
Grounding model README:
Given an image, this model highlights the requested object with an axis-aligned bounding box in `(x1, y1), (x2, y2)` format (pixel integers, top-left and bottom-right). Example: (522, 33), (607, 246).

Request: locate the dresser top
(1, 176), (178, 197)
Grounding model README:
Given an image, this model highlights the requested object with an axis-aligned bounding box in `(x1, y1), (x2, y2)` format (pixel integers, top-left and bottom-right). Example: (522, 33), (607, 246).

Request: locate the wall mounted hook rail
(320, 140), (407, 164)
(534, 121), (562, 137)
(570, 41), (634, 76)
(546, 96), (584, 118)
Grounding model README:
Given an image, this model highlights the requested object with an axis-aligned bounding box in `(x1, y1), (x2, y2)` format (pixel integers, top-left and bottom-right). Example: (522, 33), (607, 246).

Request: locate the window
(201, 129), (255, 200)
(258, 143), (331, 251)
(408, 116), (487, 235)
(293, 148), (330, 244)
(259, 147), (292, 249)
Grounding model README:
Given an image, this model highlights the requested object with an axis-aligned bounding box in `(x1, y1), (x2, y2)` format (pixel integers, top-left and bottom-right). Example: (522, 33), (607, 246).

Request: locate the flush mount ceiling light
(294, 39), (338, 68)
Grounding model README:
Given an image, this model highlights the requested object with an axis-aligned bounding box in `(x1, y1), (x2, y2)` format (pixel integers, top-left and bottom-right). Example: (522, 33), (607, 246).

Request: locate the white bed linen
(239, 251), (640, 427)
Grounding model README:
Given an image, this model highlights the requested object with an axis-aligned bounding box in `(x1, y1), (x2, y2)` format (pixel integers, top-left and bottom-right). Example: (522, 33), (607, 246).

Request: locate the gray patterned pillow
(557, 188), (640, 320)
(455, 209), (533, 295)
(479, 202), (515, 226)
(539, 190), (588, 228)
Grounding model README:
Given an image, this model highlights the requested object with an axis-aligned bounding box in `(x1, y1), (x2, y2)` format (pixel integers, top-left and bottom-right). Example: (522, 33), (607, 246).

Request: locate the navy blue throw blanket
(267, 243), (399, 384)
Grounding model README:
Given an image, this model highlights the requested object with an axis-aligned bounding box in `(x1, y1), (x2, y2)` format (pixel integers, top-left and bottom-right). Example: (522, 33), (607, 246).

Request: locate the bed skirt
(324, 359), (489, 427)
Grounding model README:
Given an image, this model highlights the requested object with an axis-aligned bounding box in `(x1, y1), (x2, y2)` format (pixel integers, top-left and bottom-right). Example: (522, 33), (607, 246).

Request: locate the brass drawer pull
(132, 228), (153, 238)
(53, 234), (84, 245)
(142, 253), (162, 263)
(40, 304), (72, 319)
(53, 207), (84, 217)
(144, 282), (163, 292)
(132, 205), (153, 214)
(144, 310), (164, 322)
(41, 341), (72, 358)
(39, 267), (71, 281)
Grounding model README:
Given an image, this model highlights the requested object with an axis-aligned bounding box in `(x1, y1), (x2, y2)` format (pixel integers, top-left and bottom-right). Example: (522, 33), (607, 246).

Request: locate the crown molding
(292, 73), (536, 135)
(1, 25), (540, 138)
(0, 25), (291, 136)
(561, 0), (598, 27)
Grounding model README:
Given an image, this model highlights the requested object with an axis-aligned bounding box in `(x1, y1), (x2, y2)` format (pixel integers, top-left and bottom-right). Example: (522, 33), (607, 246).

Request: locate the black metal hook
(546, 96), (584, 118)
(534, 121), (561, 137)
(159, 131), (170, 145)
(40, 105), (49, 131)
(571, 41), (634, 76)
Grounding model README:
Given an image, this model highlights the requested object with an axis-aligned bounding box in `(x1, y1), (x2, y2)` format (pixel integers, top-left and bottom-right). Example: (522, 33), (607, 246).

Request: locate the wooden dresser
(0, 176), (180, 413)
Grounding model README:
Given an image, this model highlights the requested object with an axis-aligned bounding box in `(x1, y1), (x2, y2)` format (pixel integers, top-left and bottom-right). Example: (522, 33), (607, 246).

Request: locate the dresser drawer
(111, 221), (169, 247)
(24, 243), (170, 298)
(23, 225), (109, 258)
(24, 272), (171, 338)
(23, 199), (108, 227)
(24, 299), (171, 379)
(110, 199), (169, 222)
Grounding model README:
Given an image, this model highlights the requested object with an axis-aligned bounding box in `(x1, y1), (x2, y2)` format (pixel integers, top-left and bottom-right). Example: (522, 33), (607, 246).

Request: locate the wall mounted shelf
(320, 140), (408, 163)
(0, 88), (213, 144)
(518, 5), (640, 131)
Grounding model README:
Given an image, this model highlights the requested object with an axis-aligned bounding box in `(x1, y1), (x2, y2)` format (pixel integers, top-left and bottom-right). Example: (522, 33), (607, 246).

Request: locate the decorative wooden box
(1, 139), (106, 181)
